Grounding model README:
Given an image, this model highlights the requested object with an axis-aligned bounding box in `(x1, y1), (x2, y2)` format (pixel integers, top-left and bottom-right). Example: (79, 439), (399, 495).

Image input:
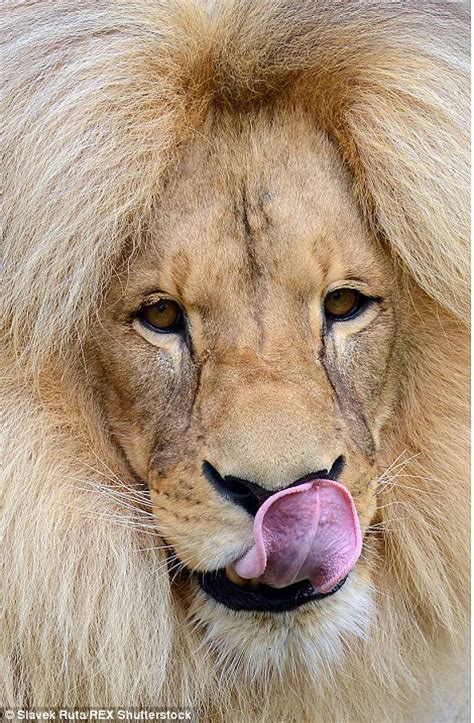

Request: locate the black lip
(196, 569), (348, 612)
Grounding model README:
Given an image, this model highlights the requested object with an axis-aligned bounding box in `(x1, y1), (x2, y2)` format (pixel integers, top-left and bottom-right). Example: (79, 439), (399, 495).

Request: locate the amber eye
(138, 299), (184, 332)
(324, 288), (364, 320)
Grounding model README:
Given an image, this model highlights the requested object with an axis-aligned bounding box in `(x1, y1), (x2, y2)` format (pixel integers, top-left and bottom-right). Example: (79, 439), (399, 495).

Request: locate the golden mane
(2, 1), (470, 719)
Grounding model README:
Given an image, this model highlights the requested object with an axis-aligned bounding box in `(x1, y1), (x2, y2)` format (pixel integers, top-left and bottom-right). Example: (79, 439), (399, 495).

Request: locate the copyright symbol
(5, 711), (15, 720)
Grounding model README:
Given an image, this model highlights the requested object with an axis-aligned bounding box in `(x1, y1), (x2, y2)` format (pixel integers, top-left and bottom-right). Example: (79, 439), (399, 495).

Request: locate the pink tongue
(233, 480), (362, 593)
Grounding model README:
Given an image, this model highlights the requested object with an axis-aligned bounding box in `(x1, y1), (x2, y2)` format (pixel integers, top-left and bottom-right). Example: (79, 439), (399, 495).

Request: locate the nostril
(327, 455), (345, 481)
(285, 456), (346, 487)
(298, 455), (345, 483)
(202, 461), (261, 516)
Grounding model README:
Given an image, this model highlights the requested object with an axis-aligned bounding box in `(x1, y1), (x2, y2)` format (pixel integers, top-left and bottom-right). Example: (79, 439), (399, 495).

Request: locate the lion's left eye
(138, 299), (184, 333)
(324, 288), (366, 321)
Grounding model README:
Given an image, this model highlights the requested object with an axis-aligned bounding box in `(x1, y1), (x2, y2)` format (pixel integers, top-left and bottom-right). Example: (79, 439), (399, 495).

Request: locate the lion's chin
(187, 572), (375, 681)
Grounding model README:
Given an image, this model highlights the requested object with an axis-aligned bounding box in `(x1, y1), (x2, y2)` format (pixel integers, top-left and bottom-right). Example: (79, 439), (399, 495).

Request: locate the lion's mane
(2, 1), (470, 720)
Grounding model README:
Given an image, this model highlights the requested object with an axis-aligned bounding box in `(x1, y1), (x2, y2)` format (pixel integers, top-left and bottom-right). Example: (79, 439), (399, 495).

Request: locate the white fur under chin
(189, 573), (374, 684)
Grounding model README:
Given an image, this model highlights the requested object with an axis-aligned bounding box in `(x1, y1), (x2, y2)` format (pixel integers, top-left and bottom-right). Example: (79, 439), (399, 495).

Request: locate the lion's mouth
(169, 477), (360, 612)
(196, 568), (348, 612)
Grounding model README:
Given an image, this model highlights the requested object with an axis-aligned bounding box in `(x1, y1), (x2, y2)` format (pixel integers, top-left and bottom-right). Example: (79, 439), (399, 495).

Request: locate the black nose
(202, 457), (345, 516)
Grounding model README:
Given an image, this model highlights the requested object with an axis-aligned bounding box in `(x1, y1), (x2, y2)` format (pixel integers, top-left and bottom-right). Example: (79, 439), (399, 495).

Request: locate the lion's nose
(202, 456), (345, 516)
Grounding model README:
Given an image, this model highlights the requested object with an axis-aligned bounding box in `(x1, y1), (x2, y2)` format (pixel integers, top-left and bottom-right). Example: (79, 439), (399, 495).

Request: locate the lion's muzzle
(195, 472), (362, 613)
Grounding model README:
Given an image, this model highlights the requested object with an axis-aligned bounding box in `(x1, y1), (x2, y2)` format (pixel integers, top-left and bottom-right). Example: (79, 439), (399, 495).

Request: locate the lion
(2, 1), (470, 721)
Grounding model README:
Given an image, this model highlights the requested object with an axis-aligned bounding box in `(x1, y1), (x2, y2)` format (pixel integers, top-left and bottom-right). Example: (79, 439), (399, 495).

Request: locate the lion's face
(92, 109), (401, 669)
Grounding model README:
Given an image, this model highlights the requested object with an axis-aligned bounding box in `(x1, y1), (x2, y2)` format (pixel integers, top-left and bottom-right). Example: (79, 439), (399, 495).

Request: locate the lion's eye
(324, 288), (365, 321)
(138, 299), (184, 333)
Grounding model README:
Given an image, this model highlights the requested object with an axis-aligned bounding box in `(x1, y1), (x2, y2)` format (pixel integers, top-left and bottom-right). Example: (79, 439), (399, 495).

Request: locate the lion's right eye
(137, 299), (184, 333)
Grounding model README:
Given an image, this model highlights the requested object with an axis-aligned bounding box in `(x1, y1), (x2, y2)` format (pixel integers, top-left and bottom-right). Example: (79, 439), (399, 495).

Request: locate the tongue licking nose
(232, 479), (362, 593)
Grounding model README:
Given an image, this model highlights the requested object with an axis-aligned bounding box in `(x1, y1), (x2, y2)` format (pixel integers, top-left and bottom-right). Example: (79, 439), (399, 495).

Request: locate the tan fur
(2, 2), (470, 721)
